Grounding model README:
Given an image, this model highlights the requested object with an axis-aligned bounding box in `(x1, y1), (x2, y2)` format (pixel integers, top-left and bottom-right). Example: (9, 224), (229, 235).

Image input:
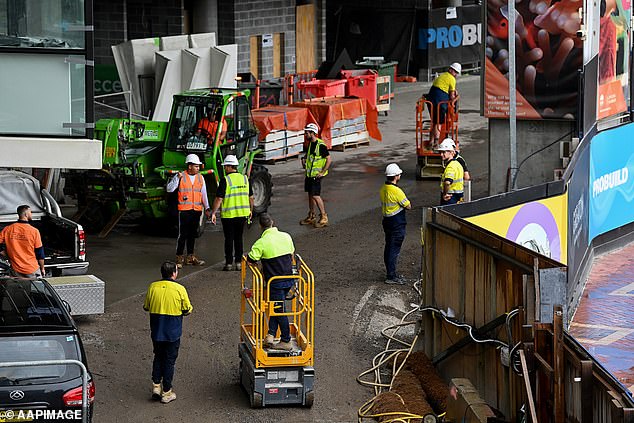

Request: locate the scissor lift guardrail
(240, 254), (314, 368)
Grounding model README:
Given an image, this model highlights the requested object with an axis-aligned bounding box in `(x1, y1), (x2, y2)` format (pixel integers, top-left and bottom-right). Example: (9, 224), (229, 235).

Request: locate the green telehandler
(66, 88), (272, 236)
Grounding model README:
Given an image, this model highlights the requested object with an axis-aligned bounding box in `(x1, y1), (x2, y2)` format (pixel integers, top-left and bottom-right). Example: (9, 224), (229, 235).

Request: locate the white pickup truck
(0, 170), (89, 276)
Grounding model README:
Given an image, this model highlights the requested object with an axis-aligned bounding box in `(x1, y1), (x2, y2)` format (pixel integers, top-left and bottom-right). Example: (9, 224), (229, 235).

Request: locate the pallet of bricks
(291, 96), (382, 151)
(251, 106), (313, 163)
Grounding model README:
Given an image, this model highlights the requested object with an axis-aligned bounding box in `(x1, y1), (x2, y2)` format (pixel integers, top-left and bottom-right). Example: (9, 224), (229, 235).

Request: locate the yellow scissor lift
(239, 254), (315, 408)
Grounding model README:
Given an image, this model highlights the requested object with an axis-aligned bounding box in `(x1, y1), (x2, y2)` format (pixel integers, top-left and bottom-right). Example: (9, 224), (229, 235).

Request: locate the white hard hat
(385, 163), (403, 177)
(221, 155), (239, 166)
(437, 139), (455, 152)
(304, 123), (319, 134)
(442, 137), (456, 148)
(185, 154), (202, 165)
(449, 62), (462, 74)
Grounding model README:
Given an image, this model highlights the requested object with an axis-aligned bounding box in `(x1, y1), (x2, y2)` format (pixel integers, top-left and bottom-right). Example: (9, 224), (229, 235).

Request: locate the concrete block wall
(94, 0), (184, 66)
(230, 0), (297, 79)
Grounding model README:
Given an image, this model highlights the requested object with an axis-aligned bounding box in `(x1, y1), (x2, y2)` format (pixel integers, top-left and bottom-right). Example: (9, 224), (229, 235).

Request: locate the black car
(0, 278), (94, 422)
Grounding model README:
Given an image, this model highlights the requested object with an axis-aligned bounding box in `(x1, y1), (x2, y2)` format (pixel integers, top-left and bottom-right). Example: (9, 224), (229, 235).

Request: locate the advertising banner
(484, 0), (583, 119)
(596, 0), (630, 120)
(466, 194), (568, 264)
(417, 6), (482, 69)
(589, 123), (634, 239)
(567, 144), (590, 280)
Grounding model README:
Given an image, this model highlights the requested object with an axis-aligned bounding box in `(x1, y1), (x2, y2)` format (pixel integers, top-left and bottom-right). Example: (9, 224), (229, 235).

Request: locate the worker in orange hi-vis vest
(166, 154), (212, 268)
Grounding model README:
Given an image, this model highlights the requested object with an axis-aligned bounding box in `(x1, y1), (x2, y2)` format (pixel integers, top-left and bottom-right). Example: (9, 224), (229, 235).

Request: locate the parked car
(0, 277), (94, 422)
(0, 171), (88, 276)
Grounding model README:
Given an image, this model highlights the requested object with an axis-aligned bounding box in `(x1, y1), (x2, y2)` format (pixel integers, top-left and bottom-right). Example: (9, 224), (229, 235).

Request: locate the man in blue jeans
(247, 213), (296, 351)
(143, 261), (193, 403)
(380, 163), (411, 284)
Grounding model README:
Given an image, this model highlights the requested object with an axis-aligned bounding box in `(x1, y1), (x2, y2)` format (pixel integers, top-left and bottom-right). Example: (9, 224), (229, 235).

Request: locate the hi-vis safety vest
(178, 173), (204, 211)
(306, 139), (329, 178)
(440, 159), (464, 194)
(221, 172), (250, 218)
(380, 183), (411, 217)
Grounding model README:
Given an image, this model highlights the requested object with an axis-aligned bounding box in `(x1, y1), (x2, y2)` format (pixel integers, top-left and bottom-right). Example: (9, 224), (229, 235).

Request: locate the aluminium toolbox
(47, 274), (105, 315)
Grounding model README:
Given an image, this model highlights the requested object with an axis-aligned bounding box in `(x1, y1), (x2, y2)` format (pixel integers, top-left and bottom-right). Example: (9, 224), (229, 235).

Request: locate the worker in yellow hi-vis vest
(437, 139), (464, 205)
(210, 155), (254, 271)
(380, 163), (411, 285)
(300, 123), (332, 228)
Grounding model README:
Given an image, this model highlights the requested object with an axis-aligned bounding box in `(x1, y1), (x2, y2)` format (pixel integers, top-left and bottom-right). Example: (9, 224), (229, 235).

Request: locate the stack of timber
(291, 97), (382, 151)
(255, 129), (304, 162)
(330, 115), (370, 151)
(252, 106), (314, 163)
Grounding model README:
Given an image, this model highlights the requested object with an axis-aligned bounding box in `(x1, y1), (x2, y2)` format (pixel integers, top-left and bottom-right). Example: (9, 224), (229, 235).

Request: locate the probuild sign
(589, 123), (634, 239)
(417, 5), (481, 69)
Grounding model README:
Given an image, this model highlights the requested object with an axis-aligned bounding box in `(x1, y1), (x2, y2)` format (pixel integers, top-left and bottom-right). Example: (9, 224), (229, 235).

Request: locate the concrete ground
(77, 75), (489, 422)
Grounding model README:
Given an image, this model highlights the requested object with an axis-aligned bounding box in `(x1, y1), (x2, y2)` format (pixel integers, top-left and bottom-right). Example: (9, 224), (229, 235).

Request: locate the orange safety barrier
(415, 95), (459, 157)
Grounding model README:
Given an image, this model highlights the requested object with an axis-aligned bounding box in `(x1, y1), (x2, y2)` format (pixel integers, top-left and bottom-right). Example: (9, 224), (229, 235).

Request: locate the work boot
(299, 211), (316, 226)
(175, 255), (184, 269)
(161, 389), (176, 404)
(276, 340), (293, 351)
(186, 254), (205, 266)
(152, 383), (162, 400)
(263, 334), (275, 348)
(313, 213), (329, 228)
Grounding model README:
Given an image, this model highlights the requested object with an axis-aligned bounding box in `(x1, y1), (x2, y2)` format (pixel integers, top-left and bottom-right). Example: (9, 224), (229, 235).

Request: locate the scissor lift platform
(238, 254), (315, 408)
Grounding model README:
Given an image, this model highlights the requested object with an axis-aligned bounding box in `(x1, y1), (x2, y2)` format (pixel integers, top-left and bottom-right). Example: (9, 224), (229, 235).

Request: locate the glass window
(0, 0), (85, 49)
(0, 53), (86, 136)
(0, 335), (81, 385)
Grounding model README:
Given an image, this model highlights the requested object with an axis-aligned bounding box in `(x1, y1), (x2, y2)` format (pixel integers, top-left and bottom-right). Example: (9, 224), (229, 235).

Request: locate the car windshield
(166, 96), (224, 152)
(0, 335), (81, 386)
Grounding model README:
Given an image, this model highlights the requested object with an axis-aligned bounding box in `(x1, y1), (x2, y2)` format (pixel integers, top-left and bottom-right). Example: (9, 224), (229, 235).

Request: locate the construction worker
(437, 139), (465, 205)
(380, 164), (411, 285)
(144, 261), (193, 404)
(427, 62), (461, 146)
(443, 137), (470, 181)
(210, 155), (254, 271)
(0, 205), (45, 278)
(167, 154), (211, 268)
(196, 107), (227, 144)
(247, 213), (295, 351)
(299, 123), (331, 228)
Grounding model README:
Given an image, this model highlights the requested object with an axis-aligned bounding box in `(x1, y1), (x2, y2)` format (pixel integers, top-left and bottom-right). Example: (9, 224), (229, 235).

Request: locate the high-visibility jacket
(380, 183), (411, 217)
(305, 139), (329, 178)
(221, 172), (250, 218)
(197, 117), (227, 142)
(440, 159), (464, 194)
(247, 227), (295, 286)
(143, 278), (193, 342)
(177, 172), (205, 211)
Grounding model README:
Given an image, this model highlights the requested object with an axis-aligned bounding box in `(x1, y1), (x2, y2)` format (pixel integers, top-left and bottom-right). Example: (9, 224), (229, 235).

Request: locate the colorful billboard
(485, 0), (583, 119)
(589, 123), (634, 239)
(466, 194), (568, 264)
(596, 0), (630, 120)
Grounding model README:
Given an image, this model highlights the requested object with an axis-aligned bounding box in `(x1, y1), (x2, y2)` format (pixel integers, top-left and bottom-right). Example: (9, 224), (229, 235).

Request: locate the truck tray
(46, 275), (105, 315)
